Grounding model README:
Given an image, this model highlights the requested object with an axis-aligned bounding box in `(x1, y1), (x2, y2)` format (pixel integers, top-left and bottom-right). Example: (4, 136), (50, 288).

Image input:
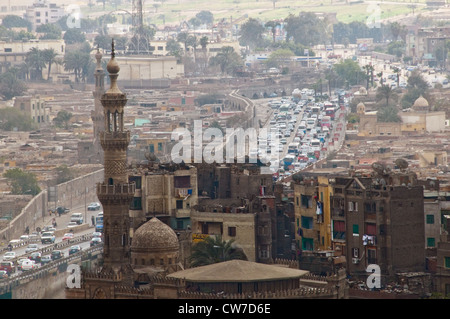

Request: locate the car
(0, 270), (8, 279)
(21, 259), (37, 271)
(3, 251), (16, 261)
(42, 226), (56, 233)
(70, 213), (84, 225)
(17, 258), (29, 270)
(67, 222), (78, 228)
(51, 250), (64, 261)
(62, 233), (74, 241)
(41, 231), (56, 244)
(52, 206), (69, 215)
(68, 245), (82, 255)
(19, 235), (29, 241)
(25, 244), (39, 253)
(92, 232), (102, 238)
(40, 255), (52, 265)
(0, 261), (15, 274)
(87, 202), (101, 211)
(29, 252), (41, 263)
(90, 237), (102, 247)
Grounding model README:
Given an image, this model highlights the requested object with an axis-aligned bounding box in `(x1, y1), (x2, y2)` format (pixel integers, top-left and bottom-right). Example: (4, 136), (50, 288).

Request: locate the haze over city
(0, 0), (448, 309)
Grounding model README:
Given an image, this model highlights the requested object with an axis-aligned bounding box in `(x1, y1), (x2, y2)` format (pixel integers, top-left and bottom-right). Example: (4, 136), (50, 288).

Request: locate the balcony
(97, 182), (135, 195)
(175, 188), (193, 199)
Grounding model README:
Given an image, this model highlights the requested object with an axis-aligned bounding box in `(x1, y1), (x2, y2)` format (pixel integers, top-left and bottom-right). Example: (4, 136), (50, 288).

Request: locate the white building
(24, 0), (66, 31)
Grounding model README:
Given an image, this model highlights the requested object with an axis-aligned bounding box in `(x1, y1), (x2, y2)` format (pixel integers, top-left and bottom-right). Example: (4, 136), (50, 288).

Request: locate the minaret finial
(111, 38), (115, 59)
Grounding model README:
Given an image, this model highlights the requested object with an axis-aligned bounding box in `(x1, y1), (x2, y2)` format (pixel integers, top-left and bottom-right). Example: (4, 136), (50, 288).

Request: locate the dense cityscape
(0, 0), (449, 307)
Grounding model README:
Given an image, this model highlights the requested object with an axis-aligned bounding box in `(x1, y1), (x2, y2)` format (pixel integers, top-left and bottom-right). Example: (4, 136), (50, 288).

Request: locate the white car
(25, 244), (39, 253)
(21, 259), (37, 271)
(87, 202), (101, 211)
(3, 251), (16, 261)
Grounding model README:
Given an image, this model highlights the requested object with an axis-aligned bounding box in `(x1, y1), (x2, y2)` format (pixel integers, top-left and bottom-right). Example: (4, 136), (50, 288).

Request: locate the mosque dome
(131, 217), (179, 252)
(356, 102), (366, 114)
(412, 95), (429, 110)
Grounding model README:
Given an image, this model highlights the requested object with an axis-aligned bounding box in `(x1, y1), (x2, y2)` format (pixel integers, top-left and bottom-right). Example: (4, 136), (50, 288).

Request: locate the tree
(3, 168), (41, 196)
(63, 51), (91, 83)
(26, 48), (46, 81)
(333, 59), (366, 87)
(0, 108), (36, 131)
(376, 84), (397, 107)
(285, 12), (328, 46)
(53, 110), (73, 129)
(0, 71), (27, 100)
(188, 235), (247, 267)
(166, 38), (182, 60)
(239, 18), (265, 50)
(195, 10), (214, 26)
(63, 28), (86, 45)
(209, 46), (243, 75)
(1, 15), (32, 31)
(377, 106), (401, 123)
(36, 23), (62, 39)
(266, 48), (294, 70)
(42, 48), (59, 81)
(55, 165), (75, 184)
(401, 70), (429, 108)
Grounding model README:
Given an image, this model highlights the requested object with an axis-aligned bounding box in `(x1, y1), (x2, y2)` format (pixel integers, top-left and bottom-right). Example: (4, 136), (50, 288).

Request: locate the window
(176, 200), (183, 209)
(174, 175), (191, 188)
(427, 237), (435, 247)
(368, 249), (377, 264)
(352, 224), (359, 236)
(352, 248), (359, 258)
(366, 223), (376, 235)
(426, 214), (435, 224)
(301, 195), (312, 208)
(129, 176), (142, 189)
(301, 216), (313, 229)
(149, 144), (154, 153)
(333, 220), (346, 240)
(302, 237), (314, 251)
(228, 227), (236, 237)
(130, 197), (142, 210)
(158, 142), (163, 151)
(348, 201), (358, 212)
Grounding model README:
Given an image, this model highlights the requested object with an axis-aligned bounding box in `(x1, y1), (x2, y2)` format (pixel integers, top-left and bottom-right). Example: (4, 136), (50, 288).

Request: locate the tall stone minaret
(96, 40), (134, 282)
(91, 47), (105, 163)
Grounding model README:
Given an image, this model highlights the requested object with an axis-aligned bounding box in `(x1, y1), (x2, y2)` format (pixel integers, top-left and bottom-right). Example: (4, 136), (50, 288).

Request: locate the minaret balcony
(100, 131), (130, 149)
(97, 182), (135, 195)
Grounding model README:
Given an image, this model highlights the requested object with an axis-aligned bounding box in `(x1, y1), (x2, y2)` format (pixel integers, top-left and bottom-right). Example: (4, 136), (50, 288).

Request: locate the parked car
(69, 245), (82, 255)
(41, 231), (56, 244)
(3, 251), (16, 261)
(40, 255), (52, 265)
(62, 233), (74, 241)
(0, 270), (8, 279)
(51, 250), (64, 261)
(25, 244), (39, 253)
(29, 252), (41, 263)
(0, 261), (15, 274)
(87, 202), (101, 211)
(21, 259), (37, 271)
(90, 237), (102, 247)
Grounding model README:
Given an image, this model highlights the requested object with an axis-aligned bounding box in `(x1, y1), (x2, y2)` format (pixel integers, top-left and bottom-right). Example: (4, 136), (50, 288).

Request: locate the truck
(70, 213), (84, 225)
(41, 231), (56, 244)
(95, 213), (103, 232)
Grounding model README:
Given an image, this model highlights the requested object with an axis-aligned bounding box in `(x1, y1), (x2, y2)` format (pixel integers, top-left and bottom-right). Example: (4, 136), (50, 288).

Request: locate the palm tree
(26, 48), (46, 81)
(63, 51), (91, 83)
(209, 46), (242, 75)
(376, 84), (397, 107)
(188, 235), (247, 267)
(42, 48), (58, 81)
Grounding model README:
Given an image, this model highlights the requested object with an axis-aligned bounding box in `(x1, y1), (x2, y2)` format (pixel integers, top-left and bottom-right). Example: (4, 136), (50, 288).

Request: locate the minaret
(96, 40), (134, 280)
(91, 47), (105, 163)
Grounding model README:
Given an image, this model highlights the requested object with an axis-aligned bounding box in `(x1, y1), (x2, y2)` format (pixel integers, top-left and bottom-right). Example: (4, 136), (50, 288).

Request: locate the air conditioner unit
(352, 258), (360, 264)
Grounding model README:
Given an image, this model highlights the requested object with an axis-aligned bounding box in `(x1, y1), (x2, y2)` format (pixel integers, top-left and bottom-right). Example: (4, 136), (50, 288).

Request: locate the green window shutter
(426, 214), (434, 224)
(352, 224), (359, 235)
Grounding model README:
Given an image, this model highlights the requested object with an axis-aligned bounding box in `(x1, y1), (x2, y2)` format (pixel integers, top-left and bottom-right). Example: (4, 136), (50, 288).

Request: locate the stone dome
(357, 102), (366, 114)
(131, 217), (179, 251)
(412, 95), (429, 110)
(107, 57), (120, 74)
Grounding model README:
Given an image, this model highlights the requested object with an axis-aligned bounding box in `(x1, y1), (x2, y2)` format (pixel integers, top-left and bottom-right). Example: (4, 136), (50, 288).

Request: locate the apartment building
(329, 168), (425, 282)
(13, 95), (50, 126)
(24, 0), (65, 31)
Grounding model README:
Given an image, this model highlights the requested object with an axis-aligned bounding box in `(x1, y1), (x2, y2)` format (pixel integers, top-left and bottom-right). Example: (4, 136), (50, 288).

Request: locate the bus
(283, 154), (296, 170)
(310, 138), (321, 151)
(321, 116), (331, 128)
(95, 212), (103, 232)
(325, 106), (336, 120)
(311, 106), (321, 116)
